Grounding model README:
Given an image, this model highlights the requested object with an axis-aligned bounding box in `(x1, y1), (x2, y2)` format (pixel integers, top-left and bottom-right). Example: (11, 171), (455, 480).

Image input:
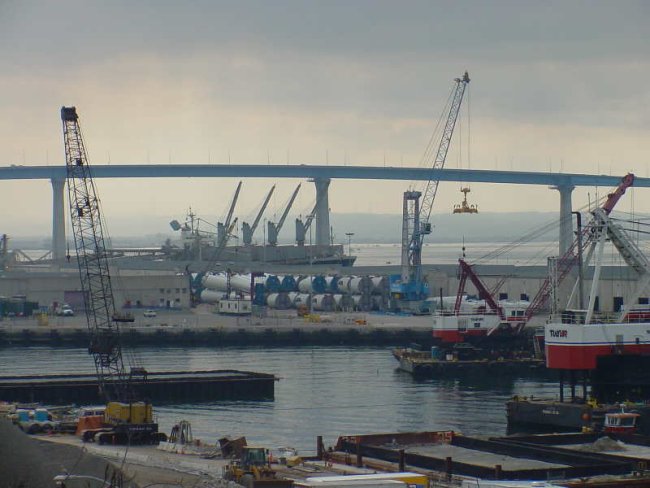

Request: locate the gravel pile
(0, 418), (129, 487)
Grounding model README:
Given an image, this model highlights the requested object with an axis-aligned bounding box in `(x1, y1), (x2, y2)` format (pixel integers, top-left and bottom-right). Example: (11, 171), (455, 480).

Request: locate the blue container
(34, 408), (49, 422)
(431, 346), (442, 360)
(17, 409), (30, 422)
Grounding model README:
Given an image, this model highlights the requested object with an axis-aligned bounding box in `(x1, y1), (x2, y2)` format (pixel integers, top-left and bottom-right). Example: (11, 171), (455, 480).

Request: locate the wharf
(0, 310), (435, 347)
(392, 348), (550, 379)
(332, 431), (646, 482)
(0, 369), (276, 404)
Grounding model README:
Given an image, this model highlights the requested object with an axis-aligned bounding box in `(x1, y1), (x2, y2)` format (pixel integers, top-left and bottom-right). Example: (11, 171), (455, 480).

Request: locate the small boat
(603, 406), (640, 434)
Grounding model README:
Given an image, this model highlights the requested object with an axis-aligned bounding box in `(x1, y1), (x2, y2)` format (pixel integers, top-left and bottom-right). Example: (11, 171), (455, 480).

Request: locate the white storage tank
(348, 276), (370, 294)
(266, 293), (291, 309)
(202, 273), (229, 292)
(294, 293), (311, 308)
(337, 276), (351, 293)
(200, 289), (226, 304)
(311, 294), (335, 311)
(230, 274), (253, 293)
(371, 276), (387, 294)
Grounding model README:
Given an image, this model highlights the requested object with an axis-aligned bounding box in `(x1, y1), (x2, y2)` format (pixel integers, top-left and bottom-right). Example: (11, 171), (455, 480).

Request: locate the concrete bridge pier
(554, 184), (575, 256)
(313, 177), (331, 246)
(51, 178), (66, 262)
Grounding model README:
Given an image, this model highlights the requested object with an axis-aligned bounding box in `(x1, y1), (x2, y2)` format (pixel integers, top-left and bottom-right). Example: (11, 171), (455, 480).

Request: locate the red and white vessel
(432, 259), (530, 343)
(432, 299), (529, 343)
(545, 174), (650, 370)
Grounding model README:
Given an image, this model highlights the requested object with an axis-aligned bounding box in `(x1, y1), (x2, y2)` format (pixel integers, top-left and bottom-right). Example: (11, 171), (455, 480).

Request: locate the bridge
(1, 164), (645, 262)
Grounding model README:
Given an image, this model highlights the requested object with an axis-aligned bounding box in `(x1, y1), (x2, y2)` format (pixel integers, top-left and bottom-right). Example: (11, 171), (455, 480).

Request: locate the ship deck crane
(396, 71), (470, 305)
(62, 106), (162, 444)
(295, 202), (317, 246)
(217, 181), (242, 248)
(242, 185), (275, 246)
(267, 184), (301, 246)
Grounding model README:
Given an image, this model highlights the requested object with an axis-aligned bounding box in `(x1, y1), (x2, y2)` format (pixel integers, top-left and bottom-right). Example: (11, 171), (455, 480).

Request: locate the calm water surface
(0, 346), (559, 453)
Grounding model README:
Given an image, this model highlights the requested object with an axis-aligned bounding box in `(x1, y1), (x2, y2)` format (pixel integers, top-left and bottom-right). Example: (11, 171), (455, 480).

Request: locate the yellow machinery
(223, 446), (290, 488)
(452, 187), (478, 214)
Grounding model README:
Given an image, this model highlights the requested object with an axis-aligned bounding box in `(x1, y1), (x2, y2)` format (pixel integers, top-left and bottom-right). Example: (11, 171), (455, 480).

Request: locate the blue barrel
(280, 275), (297, 292)
(264, 275), (281, 293)
(431, 346), (442, 360)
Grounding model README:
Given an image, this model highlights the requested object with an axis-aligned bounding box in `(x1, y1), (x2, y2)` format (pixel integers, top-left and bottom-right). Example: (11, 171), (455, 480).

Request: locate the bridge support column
(554, 184), (575, 256)
(314, 177), (331, 246)
(51, 178), (66, 262)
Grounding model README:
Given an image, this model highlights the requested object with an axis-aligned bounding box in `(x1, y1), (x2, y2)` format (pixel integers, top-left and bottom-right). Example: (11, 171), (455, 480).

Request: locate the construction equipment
(394, 72), (470, 307)
(243, 185), (276, 245)
(223, 446), (292, 488)
(524, 173), (635, 322)
(267, 184), (301, 246)
(452, 187), (478, 214)
(61, 106), (163, 445)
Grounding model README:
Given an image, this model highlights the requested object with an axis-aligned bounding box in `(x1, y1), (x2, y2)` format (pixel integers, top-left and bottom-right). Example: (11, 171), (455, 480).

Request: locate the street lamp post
(345, 232), (354, 256)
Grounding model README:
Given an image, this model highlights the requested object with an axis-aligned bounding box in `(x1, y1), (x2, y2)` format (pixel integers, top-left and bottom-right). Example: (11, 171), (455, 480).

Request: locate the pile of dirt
(578, 436), (627, 453)
(0, 418), (127, 487)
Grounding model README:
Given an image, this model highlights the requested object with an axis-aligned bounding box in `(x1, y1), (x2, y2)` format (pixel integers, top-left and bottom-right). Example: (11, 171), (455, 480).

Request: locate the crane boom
(250, 185), (275, 235)
(61, 106), (128, 402)
(277, 184), (301, 231)
(401, 72), (470, 294)
(224, 181), (242, 230)
(419, 71), (470, 225)
(268, 184), (301, 246)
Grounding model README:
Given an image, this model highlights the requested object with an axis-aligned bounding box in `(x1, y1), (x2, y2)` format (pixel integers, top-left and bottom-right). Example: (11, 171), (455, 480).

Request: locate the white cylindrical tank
(230, 274), (252, 293)
(266, 293), (291, 309)
(348, 276), (370, 294)
(200, 289), (226, 304)
(371, 276), (386, 294)
(331, 294), (345, 310)
(311, 294), (335, 311)
(294, 293), (311, 307)
(202, 273), (229, 292)
(351, 295), (362, 308)
(324, 276), (339, 293)
(337, 276), (351, 293)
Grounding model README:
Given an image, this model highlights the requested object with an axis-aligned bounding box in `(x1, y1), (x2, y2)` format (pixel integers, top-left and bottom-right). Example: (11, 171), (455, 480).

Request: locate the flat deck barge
(332, 431), (647, 481)
(392, 348), (550, 379)
(0, 369), (276, 404)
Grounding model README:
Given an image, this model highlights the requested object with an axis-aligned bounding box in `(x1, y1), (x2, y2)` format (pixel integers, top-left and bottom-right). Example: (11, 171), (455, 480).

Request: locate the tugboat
(602, 406), (641, 435)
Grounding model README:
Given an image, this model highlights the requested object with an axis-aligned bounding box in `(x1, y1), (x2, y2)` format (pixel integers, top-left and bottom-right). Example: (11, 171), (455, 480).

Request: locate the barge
(392, 347), (549, 379)
(331, 430), (650, 482)
(0, 369), (277, 404)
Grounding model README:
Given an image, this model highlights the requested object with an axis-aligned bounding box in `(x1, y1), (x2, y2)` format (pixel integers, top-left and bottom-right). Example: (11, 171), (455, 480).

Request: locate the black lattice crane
(61, 107), (160, 444)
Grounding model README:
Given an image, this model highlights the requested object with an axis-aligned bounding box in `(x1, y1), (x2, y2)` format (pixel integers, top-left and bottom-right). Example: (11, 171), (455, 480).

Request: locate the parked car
(143, 309), (157, 318)
(56, 307), (74, 317)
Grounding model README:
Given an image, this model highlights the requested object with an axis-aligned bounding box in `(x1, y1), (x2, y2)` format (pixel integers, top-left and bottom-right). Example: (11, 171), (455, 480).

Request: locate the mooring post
(495, 464), (502, 479)
(356, 437), (363, 467)
(317, 435), (323, 459)
(445, 456), (452, 480)
(399, 449), (405, 472)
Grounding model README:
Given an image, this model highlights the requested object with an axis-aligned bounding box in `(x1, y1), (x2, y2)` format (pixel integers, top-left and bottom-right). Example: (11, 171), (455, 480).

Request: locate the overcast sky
(0, 0), (648, 237)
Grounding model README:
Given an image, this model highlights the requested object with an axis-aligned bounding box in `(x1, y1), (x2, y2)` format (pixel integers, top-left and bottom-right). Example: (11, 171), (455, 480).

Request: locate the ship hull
(545, 321), (650, 370)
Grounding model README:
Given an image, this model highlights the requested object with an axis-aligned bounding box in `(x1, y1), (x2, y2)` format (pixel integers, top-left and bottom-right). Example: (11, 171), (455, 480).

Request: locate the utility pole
(345, 232), (355, 256)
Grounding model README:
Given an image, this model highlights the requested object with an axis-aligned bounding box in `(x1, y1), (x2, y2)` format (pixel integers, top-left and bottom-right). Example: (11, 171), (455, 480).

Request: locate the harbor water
(0, 346), (559, 453)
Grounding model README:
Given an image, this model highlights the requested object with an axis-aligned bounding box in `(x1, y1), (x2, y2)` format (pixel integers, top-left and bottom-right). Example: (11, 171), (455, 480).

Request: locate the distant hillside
(6, 211), (565, 249)
(329, 212), (561, 244)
